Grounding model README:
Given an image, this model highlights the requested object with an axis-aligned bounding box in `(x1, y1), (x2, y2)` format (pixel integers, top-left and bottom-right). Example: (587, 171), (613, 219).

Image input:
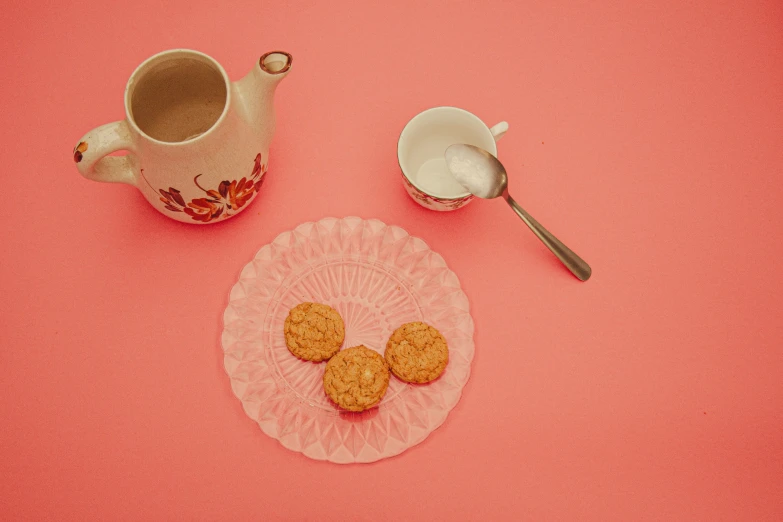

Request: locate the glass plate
(221, 217), (475, 463)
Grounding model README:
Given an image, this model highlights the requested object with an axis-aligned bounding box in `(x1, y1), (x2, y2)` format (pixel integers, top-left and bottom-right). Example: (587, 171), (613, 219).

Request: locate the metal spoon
(445, 143), (591, 281)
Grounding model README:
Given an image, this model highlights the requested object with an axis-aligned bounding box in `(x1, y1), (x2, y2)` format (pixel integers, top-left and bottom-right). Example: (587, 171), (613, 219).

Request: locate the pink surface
(1, 0), (782, 520)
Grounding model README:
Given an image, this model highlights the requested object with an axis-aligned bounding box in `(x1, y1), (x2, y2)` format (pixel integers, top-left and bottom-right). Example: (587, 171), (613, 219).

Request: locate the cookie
(323, 345), (390, 412)
(284, 302), (345, 362)
(385, 321), (449, 383)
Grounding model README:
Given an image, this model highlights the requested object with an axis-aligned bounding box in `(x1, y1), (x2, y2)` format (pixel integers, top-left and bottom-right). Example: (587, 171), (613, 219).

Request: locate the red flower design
(250, 153), (267, 193)
(73, 141), (88, 163)
(252, 153), (263, 178)
(140, 153), (267, 223)
(158, 187), (186, 212)
(227, 177), (256, 210)
(184, 197), (223, 222)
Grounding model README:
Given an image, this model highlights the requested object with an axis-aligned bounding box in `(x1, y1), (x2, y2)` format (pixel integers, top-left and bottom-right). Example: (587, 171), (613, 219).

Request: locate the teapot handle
(73, 120), (137, 186)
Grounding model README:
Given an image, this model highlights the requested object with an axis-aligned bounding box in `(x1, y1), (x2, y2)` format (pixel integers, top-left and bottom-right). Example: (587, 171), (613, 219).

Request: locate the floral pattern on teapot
(141, 153), (268, 223)
(73, 142), (88, 163)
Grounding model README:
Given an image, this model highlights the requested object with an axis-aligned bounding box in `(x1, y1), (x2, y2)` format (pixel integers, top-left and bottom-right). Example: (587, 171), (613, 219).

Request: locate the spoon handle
(505, 195), (592, 281)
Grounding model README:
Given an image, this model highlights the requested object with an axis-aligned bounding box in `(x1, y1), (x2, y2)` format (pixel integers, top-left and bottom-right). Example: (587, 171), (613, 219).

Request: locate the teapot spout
(259, 51), (292, 77)
(235, 51), (292, 123)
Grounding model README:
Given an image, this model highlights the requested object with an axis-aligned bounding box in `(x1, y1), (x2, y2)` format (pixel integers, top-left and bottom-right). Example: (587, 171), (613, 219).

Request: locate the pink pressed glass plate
(221, 217), (475, 463)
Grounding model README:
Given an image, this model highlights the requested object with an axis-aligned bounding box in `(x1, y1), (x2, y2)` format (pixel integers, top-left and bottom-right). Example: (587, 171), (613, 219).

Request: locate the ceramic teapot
(73, 49), (292, 224)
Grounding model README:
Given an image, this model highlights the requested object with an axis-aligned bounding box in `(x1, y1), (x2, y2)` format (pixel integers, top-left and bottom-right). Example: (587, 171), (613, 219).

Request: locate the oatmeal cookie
(284, 302), (345, 362)
(323, 345), (390, 412)
(385, 321), (449, 383)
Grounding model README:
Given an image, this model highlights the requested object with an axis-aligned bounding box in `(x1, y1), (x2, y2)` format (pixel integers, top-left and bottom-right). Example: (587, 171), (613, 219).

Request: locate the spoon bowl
(444, 144), (508, 199)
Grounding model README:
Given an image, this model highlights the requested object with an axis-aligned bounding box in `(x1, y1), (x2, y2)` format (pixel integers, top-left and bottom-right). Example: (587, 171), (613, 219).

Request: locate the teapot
(73, 49), (292, 224)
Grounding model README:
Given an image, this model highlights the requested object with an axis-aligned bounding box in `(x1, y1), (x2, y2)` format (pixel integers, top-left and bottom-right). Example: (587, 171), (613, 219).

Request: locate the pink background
(2, 0), (782, 520)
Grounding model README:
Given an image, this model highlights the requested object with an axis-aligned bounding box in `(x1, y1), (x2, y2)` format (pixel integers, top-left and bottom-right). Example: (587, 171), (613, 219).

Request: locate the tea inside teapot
(130, 57), (227, 143)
